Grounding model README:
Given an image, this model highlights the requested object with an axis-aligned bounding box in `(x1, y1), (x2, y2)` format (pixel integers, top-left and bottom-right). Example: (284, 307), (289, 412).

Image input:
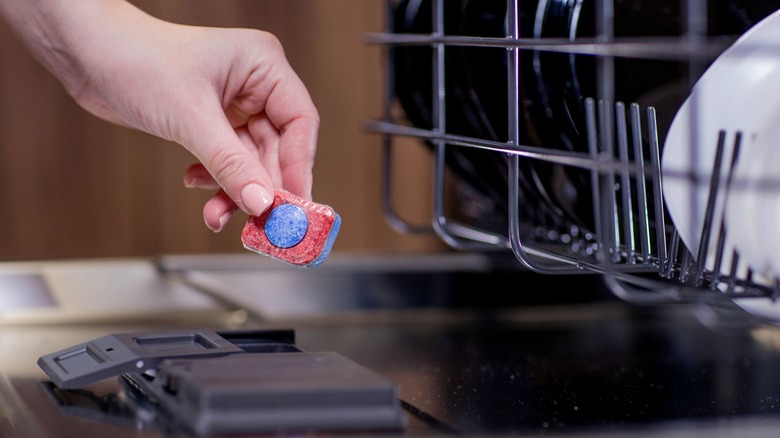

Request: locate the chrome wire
(368, 0), (780, 308)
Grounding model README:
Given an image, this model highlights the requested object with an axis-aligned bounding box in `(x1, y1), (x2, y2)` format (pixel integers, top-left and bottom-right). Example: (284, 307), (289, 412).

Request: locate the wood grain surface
(0, 0), (447, 260)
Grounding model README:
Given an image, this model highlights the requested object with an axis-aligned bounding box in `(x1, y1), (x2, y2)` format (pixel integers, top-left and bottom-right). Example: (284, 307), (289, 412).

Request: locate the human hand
(0, 0), (319, 232)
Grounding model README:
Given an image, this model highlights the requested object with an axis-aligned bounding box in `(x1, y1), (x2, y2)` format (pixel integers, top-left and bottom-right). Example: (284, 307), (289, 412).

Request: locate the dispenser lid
(37, 329), (296, 389)
(38, 328), (406, 434)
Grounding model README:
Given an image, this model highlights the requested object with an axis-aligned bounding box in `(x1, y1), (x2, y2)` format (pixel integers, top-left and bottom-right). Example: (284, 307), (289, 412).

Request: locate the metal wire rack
(363, 0), (780, 318)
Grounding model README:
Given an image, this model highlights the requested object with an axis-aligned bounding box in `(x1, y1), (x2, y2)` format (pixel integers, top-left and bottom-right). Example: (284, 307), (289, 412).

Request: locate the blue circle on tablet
(265, 204), (308, 248)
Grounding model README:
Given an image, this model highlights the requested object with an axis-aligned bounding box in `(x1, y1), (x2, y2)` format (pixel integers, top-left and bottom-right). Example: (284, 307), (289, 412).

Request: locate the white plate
(724, 103), (780, 322)
(725, 111), (780, 280)
(661, 8), (780, 277)
(661, 9), (780, 321)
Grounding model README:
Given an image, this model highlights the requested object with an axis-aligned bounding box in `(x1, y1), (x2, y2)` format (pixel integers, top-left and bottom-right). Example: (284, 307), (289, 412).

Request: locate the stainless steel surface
(0, 258), (243, 326)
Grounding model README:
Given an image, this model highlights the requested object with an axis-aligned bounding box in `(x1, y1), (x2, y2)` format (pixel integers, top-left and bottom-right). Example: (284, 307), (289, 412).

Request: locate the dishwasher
(6, 1), (780, 437)
(365, 0), (780, 318)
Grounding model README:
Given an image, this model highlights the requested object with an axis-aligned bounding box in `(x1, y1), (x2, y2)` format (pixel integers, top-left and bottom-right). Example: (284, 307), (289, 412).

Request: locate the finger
(225, 103), (251, 129)
(236, 61), (318, 200)
(247, 113), (282, 187)
(265, 73), (319, 200)
(203, 189), (239, 232)
(277, 113), (318, 200)
(183, 163), (220, 190)
(182, 96), (275, 217)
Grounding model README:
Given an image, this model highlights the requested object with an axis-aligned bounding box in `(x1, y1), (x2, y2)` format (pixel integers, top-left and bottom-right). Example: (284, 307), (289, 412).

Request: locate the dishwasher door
(4, 254), (780, 437)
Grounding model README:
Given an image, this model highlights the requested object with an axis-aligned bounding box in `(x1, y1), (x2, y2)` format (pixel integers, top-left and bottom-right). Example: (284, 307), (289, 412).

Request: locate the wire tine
(709, 224), (728, 289)
(679, 247), (694, 283)
(665, 229), (681, 279)
(629, 103), (651, 262)
(585, 98), (604, 262)
(694, 130), (727, 286)
(646, 107), (667, 271)
(744, 266), (753, 294)
(687, 251), (702, 284)
(709, 131), (743, 290)
(597, 100), (621, 263)
(726, 250), (740, 294)
(615, 102), (636, 264)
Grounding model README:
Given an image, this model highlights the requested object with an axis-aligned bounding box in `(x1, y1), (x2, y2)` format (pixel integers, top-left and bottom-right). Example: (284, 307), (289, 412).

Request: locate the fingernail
(205, 217), (218, 232)
(241, 184), (273, 216)
(210, 210), (233, 233)
(184, 177), (206, 188)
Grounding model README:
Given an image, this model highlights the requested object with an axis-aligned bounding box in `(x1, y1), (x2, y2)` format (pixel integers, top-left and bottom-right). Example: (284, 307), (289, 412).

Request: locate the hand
(0, 0), (319, 232)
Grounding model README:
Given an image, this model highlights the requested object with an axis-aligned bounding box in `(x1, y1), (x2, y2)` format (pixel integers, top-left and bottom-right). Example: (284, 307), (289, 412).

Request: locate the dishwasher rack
(363, 0), (780, 316)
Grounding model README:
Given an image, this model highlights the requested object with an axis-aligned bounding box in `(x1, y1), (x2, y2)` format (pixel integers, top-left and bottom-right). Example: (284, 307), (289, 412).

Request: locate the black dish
(457, 0), (597, 231)
(456, 0), (780, 233)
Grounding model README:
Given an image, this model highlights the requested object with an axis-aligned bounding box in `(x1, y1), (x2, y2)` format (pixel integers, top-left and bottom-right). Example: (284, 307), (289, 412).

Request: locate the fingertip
(203, 190), (238, 232)
(240, 183), (274, 216)
(206, 210), (235, 233)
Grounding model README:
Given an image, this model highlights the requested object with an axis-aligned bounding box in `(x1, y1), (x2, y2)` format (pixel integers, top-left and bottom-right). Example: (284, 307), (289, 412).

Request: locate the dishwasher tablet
(241, 189), (341, 268)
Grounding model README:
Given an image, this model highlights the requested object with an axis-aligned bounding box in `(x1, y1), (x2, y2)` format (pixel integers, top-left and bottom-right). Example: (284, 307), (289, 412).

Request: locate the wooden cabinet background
(0, 0), (448, 260)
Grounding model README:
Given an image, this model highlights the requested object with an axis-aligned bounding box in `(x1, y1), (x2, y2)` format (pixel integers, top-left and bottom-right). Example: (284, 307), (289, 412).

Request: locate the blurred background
(0, 0), (448, 260)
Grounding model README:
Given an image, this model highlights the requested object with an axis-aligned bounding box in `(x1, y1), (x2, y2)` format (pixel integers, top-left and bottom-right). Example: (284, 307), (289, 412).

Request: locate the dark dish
(391, 0), (780, 239)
